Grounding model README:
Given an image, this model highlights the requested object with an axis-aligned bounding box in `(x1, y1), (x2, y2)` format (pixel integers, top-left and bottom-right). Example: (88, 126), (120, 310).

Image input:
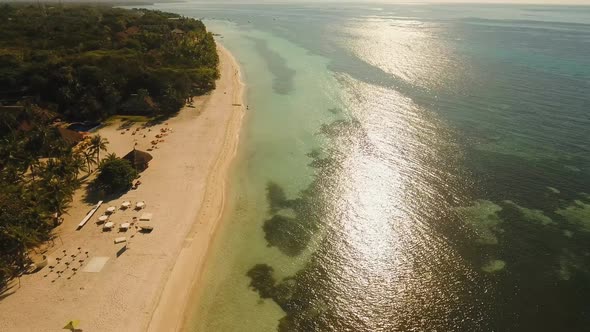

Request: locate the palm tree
(37, 159), (78, 217)
(81, 149), (96, 173)
(43, 177), (75, 217)
(70, 154), (88, 180)
(26, 157), (42, 195)
(104, 152), (118, 162)
(89, 135), (109, 165)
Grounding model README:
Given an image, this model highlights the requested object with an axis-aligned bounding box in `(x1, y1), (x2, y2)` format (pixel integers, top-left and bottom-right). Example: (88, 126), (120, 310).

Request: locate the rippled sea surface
(141, 2), (589, 331)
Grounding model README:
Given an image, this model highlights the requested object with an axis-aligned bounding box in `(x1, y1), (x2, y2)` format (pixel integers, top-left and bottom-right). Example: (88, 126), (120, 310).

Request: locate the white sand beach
(0, 45), (244, 332)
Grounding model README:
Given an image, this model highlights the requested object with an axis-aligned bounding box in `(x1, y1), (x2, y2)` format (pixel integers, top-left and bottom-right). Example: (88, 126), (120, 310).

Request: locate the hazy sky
(188, 0), (590, 5)
(410, 0), (590, 3)
(370, 0), (590, 4)
(211, 0), (590, 4)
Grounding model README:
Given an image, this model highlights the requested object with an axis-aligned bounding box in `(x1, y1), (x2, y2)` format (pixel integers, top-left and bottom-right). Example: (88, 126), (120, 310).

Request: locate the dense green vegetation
(0, 4), (218, 285)
(0, 4), (219, 120)
(0, 105), (87, 282)
(95, 154), (137, 194)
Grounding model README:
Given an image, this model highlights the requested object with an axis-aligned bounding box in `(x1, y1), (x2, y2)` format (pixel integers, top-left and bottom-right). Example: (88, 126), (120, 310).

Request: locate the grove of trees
(95, 153), (137, 194)
(0, 4), (219, 285)
(0, 106), (88, 282)
(0, 4), (219, 120)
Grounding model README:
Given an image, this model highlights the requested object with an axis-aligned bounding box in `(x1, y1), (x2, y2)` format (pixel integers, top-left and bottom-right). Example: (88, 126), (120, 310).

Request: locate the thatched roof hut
(57, 127), (85, 145)
(122, 148), (153, 171)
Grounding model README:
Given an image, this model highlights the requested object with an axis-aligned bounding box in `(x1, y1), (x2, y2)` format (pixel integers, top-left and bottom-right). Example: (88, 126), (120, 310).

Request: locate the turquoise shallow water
(139, 2), (589, 331)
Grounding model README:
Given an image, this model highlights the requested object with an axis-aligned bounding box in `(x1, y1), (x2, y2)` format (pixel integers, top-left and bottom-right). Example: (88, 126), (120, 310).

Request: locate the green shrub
(95, 155), (137, 193)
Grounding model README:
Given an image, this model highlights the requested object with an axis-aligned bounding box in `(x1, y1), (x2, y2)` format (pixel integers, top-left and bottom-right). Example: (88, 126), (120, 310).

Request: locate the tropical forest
(0, 4), (218, 283)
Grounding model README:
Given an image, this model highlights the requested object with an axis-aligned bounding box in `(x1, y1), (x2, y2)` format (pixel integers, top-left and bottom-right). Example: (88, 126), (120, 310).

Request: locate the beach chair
(114, 237), (127, 244)
(97, 215), (109, 224)
(139, 213), (153, 221)
(139, 224), (154, 233)
(103, 222), (115, 231)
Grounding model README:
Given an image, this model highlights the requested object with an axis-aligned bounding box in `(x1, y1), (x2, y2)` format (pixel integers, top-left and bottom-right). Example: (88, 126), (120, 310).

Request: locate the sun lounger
(139, 213), (153, 221)
(139, 224), (154, 233)
(103, 222), (114, 231)
(120, 223), (131, 231)
(114, 237), (127, 244)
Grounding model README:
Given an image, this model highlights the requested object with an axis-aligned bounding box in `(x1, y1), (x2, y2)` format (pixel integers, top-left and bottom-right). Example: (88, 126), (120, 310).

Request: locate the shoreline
(146, 44), (245, 332)
(0, 44), (245, 332)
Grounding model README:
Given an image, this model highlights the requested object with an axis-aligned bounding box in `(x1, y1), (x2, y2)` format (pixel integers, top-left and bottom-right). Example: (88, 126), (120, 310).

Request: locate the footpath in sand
(0, 45), (245, 332)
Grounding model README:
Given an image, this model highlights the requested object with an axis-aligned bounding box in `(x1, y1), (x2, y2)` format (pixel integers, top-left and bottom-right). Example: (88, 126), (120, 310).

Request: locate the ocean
(138, 2), (589, 331)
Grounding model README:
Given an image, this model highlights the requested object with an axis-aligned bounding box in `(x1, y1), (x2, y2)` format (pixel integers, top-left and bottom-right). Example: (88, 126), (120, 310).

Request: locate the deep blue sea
(140, 2), (590, 330)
